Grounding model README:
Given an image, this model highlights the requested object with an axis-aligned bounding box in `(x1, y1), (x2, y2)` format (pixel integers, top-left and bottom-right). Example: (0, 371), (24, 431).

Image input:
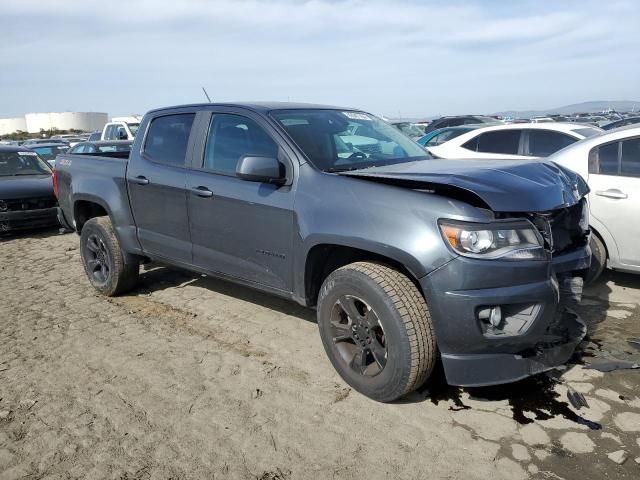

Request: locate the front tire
(317, 262), (436, 402)
(585, 234), (606, 285)
(79, 217), (139, 296)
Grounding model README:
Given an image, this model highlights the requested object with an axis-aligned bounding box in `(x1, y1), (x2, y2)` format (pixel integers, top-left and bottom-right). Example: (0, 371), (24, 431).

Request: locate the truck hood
(0, 174), (54, 200)
(340, 159), (589, 212)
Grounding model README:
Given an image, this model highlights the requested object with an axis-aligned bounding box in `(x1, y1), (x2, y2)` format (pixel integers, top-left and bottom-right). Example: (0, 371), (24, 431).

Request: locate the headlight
(439, 220), (546, 260)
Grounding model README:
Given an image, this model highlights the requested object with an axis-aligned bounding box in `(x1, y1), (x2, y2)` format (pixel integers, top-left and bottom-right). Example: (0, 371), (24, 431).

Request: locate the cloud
(0, 0), (638, 117)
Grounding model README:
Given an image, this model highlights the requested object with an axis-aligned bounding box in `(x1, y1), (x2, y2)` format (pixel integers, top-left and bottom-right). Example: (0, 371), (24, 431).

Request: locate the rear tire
(317, 262), (436, 402)
(79, 217), (139, 296)
(585, 233), (606, 285)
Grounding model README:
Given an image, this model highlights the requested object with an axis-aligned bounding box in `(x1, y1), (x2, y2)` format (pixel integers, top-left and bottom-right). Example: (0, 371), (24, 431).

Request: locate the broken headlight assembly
(439, 220), (546, 260)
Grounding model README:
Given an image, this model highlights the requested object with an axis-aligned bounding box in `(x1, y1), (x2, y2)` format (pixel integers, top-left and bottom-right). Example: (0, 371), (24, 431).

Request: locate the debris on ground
(567, 388), (589, 410)
(606, 450), (628, 465)
(584, 361), (640, 372)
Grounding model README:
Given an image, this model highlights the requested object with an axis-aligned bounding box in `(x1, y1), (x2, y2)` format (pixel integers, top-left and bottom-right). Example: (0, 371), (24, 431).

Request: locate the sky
(1, 0), (638, 119)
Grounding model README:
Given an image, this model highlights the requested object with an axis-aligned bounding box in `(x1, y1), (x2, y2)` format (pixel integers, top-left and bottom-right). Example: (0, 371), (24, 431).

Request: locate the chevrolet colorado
(54, 103), (591, 402)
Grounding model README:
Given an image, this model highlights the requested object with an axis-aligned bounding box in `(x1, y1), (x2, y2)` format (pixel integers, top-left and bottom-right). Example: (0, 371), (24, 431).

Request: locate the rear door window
(463, 130), (521, 154)
(526, 130), (576, 156)
(620, 137), (640, 177)
(589, 142), (620, 175)
(143, 113), (195, 167)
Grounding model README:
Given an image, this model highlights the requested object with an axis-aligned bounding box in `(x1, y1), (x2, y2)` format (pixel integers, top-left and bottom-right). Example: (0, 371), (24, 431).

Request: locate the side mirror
(236, 156), (285, 184)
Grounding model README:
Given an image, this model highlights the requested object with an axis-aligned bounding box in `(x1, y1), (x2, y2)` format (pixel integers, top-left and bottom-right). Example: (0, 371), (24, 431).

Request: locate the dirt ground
(1, 229), (639, 480)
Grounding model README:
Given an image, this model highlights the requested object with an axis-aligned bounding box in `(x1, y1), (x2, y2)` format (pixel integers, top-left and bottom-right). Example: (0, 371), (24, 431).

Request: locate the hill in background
(493, 100), (639, 118)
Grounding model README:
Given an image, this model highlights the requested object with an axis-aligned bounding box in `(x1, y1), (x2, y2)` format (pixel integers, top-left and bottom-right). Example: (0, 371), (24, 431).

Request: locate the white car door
(588, 136), (640, 268)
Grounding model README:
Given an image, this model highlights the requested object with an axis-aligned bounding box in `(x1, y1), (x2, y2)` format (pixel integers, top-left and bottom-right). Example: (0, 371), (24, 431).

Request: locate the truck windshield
(271, 109), (431, 172)
(0, 151), (51, 176)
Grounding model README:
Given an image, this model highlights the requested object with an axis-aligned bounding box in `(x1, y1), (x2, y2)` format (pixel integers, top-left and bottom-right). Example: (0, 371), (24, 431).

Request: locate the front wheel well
(304, 244), (420, 307)
(74, 200), (108, 232)
(590, 226), (609, 260)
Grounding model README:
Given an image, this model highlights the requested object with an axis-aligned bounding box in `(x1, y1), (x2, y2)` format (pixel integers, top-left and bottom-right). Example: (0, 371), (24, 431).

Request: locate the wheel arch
(73, 196), (111, 232)
(303, 242), (425, 307)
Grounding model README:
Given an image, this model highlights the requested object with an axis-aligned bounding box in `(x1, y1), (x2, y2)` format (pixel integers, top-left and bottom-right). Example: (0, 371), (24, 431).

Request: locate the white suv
(428, 123), (602, 160)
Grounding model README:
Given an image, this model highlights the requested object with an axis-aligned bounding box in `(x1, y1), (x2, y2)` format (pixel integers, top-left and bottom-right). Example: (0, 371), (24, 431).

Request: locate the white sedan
(549, 126), (640, 282)
(427, 123), (602, 160)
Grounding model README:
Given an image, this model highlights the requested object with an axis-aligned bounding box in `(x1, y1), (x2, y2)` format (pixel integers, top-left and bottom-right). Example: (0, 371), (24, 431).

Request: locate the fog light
(478, 306), (502, 327)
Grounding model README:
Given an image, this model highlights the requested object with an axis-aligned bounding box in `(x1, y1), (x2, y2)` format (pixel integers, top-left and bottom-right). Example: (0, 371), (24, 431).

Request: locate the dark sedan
(26, 143), (70, 168)
(0, 146), (59, 233)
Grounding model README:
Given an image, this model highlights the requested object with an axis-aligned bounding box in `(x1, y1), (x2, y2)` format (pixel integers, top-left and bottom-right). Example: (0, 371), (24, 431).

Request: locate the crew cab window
(144, 113), (195, 166)
(463, 130), (521, 154)
(621, 137), (640, 177)
(202, 114), (278, 175)
(527, 130), (576, 156)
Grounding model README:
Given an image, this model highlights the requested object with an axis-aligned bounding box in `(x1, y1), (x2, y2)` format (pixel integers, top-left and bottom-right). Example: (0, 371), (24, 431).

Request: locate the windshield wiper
(325, 165), (377, 173)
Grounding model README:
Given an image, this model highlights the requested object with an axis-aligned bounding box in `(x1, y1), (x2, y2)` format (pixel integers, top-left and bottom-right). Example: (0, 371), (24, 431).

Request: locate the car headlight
(439, 220), (546, 260)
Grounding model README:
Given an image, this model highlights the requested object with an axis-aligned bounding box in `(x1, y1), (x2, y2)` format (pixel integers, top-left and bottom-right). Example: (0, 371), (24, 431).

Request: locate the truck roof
(146, 101), (354, 115)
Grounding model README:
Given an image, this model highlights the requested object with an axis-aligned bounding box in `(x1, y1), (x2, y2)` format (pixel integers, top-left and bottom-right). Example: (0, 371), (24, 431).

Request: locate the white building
(0, 117), (28, 136)
(24, 112), (109, 133)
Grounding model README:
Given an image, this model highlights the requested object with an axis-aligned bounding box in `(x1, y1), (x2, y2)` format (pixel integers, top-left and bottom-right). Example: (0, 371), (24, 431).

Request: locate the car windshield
(0, 151), (51, 176)
(30, 145), (69, 161)
(271, 109), (430, 172)
(573, 127), (602, 138)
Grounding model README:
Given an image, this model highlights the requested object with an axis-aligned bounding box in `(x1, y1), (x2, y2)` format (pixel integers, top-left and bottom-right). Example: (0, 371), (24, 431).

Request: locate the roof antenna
(202, 87), (212, 103)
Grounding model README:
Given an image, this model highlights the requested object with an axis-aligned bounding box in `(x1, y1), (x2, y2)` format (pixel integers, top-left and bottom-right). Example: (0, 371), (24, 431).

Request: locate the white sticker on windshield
(342, 111), (372, 121)
(18, 151), (37, 156)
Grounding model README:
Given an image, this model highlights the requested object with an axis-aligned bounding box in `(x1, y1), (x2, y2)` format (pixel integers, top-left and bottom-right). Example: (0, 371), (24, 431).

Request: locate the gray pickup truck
(54, 102), (591, 402)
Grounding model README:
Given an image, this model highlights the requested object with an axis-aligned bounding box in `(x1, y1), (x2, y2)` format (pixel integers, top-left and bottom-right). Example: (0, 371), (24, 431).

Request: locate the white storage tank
(0, 117), (28, 136)
(24, 112), (109, 133)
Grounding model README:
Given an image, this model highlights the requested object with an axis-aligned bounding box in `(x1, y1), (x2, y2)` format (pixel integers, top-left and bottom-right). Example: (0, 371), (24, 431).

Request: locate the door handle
(131, 176), (149, 185)
(190, 186), (214, 198)
(595, 189), (628, 199)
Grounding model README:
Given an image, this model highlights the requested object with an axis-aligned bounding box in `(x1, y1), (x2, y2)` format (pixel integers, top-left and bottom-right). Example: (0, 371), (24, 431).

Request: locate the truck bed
(54, 153), (134, 243)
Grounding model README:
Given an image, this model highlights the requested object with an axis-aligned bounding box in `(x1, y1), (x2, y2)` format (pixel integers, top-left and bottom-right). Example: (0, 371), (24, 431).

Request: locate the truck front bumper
(420, 246), (589, 387)
(0, 207), (59, 233)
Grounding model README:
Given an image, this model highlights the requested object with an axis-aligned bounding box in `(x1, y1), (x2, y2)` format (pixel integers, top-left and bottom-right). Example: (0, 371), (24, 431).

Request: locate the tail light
(52, 169), (59, 198)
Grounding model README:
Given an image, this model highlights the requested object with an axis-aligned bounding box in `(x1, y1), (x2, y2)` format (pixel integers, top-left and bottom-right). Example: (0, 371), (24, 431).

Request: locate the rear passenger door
(127, 112), (196, 263)
(185, 110), (296, 292)
(588, 137), (640, 267)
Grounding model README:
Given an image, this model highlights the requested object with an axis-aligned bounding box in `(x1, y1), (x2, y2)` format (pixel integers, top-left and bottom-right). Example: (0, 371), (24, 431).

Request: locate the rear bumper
(0, 207), (59, 232)
(56, 207), (75, 231)
(420, 246), (589, 387)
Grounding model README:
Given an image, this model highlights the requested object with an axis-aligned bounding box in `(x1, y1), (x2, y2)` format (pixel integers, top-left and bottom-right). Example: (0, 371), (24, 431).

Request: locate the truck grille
(530, 198), (588, 255)
(0, 196), (57, 212)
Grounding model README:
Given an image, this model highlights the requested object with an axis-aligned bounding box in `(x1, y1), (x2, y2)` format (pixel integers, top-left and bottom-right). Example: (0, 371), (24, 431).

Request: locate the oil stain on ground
(421, 369), (602, 430)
